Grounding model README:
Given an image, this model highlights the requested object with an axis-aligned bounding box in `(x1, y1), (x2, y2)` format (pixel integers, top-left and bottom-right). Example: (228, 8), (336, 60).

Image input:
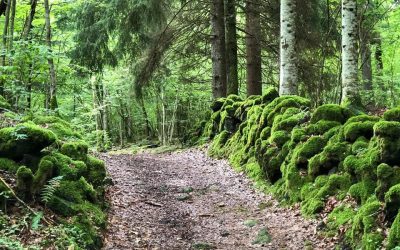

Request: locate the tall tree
(245, 0), (262, 96)
(8, 0), (16, 64)
(22, 0), (38, 40)
(211, 0), (227, 99)
(0, 0), (11, 96)
(225, 0), (238, 95)
(341, 0), (359, 105)
(279, 0), (298, 96)
(44, 0), (58, 109)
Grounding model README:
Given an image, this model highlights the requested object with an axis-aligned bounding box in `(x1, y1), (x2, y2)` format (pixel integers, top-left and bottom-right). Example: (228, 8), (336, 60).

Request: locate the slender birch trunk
(211, 0), (227, 99)
(341, 0), (359, 105)
(279, 0), (298, 96)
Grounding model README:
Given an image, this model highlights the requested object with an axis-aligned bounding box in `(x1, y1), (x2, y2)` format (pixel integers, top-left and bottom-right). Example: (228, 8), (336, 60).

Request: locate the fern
(41, 176), (63, 205)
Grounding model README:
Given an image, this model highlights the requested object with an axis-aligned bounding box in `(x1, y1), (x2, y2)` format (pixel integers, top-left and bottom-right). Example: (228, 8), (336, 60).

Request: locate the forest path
(102, 148), (335, 250)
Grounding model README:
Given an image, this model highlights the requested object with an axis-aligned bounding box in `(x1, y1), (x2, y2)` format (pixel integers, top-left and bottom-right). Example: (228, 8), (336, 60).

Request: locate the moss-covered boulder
(61, 141), (89, 161)
(0, 122), (56, 160)
(310, 104), (352, 124)
(31, 115), (82, 140)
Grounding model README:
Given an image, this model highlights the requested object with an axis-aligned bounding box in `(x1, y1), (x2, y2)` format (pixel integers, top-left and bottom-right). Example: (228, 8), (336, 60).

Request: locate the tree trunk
(360, 40), (372, 91)
(22, 0), (37, 40)
(341, 0), (359, 105)
(225, 0), (238, 95)
(210, 0), (227, 99)
(8, 0), (16, 65)
(0, 0), (11, 96)
(44, 0), (57, 110)
(279, 0), (298, 96)
(245, 0), (262, 96)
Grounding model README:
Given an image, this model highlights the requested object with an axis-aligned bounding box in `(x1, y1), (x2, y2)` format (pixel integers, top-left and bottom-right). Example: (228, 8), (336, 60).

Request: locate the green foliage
(41, 176), (64, 205)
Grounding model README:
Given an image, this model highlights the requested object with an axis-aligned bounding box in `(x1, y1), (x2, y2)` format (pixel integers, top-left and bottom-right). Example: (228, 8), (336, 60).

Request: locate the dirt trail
(102, 149), (336, 250)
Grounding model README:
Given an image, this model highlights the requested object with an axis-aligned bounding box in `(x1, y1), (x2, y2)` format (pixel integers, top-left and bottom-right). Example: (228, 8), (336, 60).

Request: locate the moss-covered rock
(31, 115), (82, 140)
(385, 184), (400, 222)
(61, 141), (89, 161)
(350, 199), (384, 250)
(384, 107), (400, 122)
(16, 166), (34, 200)
(310, 104), (352, 124)
(388, 211), (400, 249)
(0, 122), (56, 160)
(0, 158), (19, 173)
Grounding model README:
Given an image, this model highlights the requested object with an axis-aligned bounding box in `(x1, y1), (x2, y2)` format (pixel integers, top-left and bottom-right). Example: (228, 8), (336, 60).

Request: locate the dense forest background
(1, 0), (400, 150)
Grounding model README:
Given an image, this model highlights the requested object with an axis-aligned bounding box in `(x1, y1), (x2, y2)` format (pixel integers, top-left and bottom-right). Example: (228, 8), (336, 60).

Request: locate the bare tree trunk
(8, 0), (16, 65)
(211, 0), (227, 99)
(279, 0), (298, 96)
(245, 0), (262, 96)
(44, 0), (57, 110)
(0, 0), (11, 96)
(341, 0), (359, 105)
(225, 0), (238, 95)
(360, 40), (372, 91)
(22, 0), (37, 40)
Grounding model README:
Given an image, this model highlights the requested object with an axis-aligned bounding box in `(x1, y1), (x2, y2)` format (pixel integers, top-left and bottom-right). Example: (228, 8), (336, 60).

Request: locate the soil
(102, 148), (336, 250)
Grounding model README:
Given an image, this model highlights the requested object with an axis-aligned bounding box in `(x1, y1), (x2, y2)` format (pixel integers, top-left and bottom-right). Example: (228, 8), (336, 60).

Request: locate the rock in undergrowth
(0, 113), (107, 249)
(202, 88), (400, 249)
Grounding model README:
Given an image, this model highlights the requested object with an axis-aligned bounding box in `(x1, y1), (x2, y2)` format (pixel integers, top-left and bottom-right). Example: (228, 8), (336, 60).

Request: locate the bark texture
(44, 0), (57, 109)
(225, 0), (238, 95)
(211, 0), (227, 99)
(341, 0), (359, 104)
(279, 0), (298, 96)
(0, 0), (11, 96)
(245, 0), (262, 96)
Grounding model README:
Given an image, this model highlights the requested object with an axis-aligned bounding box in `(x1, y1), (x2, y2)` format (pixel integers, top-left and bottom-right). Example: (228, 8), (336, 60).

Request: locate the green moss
(0, 158), (19, 173)
(388, 211), (400, 249)
(301, 198), (324, 215)
(0, 122), (56, 160)
(301, 174), (351, 215)
(326, 205), (356, 230)
(385, 184), (400, 221)
(384, 107), (400, 122)
(343, 121), (376, 142)
(348, 180), (376, 204)
(376, 164), (400, 201)
(351, 137), (369, 155)
(32, 158), (54, 193)
(30, 115), (82, 140)
(310, 104), (352, 124)
(308, 120), (341, 135)
(226, 94), (242, 103)
(85, 156), (106, 188)
(210, 98), (226, 112)
(16, 166), (34, 199)
(293, 136), (326, 166)
(61, 141), (89, 161)
(266, 96), (310, 126)
(269, 130), (290, 147)
(351, 199), (384, 249)
(209, 130), (230, 157)
(261, 88), (279, 104)
(374, 121), (400, 138)
(55, 177), (97, 204)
